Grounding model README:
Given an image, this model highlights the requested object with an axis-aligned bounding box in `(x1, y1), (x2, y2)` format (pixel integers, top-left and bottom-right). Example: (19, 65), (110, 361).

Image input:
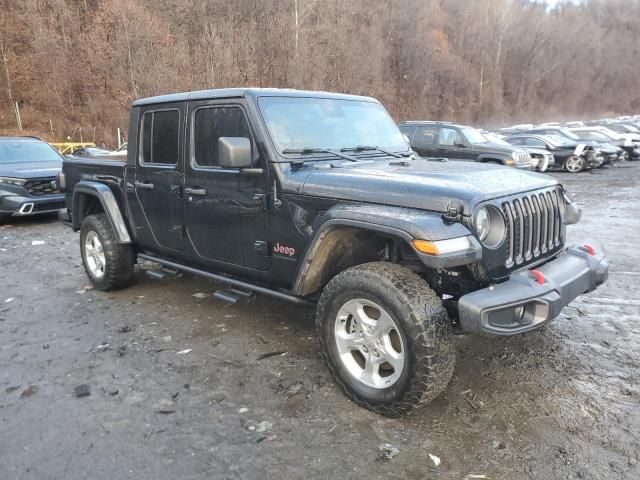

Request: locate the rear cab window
(140, 109), (180, 165)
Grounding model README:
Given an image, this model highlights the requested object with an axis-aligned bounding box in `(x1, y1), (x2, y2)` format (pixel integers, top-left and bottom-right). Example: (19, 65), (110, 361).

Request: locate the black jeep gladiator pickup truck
(60, 88), (608, 416)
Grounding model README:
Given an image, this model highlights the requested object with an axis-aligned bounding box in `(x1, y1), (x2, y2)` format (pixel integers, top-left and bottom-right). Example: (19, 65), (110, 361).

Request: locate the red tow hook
(582, 244), (596, 256)
(530, 269), (545, 285)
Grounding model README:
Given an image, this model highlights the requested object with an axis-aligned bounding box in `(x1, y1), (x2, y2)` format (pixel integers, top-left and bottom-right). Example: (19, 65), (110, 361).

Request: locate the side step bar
(137, 253), (315, 307)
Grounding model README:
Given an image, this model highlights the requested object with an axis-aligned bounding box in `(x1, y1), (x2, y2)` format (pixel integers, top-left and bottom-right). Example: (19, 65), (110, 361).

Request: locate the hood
(522, 147), (551, 156)
(0, 160), (62, 179)
(294, 158), (557, 215)
(472, 141), (524, 155)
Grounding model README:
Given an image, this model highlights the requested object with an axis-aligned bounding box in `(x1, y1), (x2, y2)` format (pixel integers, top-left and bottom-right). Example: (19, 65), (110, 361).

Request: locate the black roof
(132, 88), (379, 107)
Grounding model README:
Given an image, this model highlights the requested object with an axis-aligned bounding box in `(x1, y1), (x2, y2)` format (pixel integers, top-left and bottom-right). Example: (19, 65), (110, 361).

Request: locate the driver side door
(437, 127), (471, 161)
(184, 100), (269, 271)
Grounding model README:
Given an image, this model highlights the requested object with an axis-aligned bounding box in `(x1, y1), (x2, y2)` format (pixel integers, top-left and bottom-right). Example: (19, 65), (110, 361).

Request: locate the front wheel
(316, 262), (455, 417)
(80, 213), (135, 291)
(564, 155), (585, 173)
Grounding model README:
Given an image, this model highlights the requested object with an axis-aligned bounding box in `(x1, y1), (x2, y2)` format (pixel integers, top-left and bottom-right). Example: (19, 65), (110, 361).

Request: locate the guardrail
(50, 142), (96, 154)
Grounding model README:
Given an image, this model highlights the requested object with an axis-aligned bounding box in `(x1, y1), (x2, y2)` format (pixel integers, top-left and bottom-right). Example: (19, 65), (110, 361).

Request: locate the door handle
(184, 187), (207, 196)
(437, 147), (447, 151)
(135, 181), (155, 190)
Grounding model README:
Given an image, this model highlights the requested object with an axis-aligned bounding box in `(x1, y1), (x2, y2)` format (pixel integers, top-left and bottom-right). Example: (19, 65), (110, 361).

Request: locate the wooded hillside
(2, 0), (639, 147)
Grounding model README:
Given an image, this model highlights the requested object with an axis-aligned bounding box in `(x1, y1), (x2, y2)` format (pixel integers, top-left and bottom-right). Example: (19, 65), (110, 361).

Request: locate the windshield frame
(0, 139), (63, 164)
(256, 95), (411, 160)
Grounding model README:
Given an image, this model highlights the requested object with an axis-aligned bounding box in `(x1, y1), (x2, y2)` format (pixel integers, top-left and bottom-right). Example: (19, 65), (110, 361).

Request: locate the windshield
(596, 127), (621, 139)
(482, 132), (510, 145)
(0, 140), (62, 164)
(557, 128), (580, 140)
(574, 131), (608, 141)
(460, 127), (487, 144)
(546, 135), (570, 146)
(258, 97), (409, 154)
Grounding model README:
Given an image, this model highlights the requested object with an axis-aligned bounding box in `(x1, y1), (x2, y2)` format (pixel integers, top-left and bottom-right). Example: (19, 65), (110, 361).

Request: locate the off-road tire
(80, 213), (135, 291)
(316, 262), (455, 417)
(0, 214), (10, 225)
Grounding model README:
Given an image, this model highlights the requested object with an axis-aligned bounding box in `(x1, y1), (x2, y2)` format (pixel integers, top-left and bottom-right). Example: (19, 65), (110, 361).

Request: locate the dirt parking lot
(1, 163), (639, 480)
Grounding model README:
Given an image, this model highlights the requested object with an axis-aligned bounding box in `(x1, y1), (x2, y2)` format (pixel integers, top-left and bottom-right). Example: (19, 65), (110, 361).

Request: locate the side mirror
(454, 140), (466, 148)
(218, 137), (252, 169)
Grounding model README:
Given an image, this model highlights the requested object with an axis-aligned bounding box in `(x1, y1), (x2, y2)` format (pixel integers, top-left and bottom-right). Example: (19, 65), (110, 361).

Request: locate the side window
(140, 110), (179, 165)
(194, 106), (252, 168)
(398, 125), (415, 141)
(413, 126), (438, 146)
(508, 137), (524, 146)
(438, 127), (462, 146)
(525, 138), (546, 147)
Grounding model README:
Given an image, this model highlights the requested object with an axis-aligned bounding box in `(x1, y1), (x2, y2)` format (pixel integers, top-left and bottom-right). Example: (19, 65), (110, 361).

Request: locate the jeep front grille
(24, 178), (60, 196)
(502, 188), (565, 268)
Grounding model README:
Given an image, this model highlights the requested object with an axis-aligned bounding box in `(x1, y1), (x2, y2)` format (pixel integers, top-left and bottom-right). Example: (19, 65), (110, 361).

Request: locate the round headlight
(475, 206), (507, 248)
(475, 207), (490, 241)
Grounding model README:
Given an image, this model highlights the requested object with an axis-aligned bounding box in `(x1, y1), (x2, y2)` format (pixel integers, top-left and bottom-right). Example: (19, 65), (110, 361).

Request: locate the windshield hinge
(272, 180), (282, 208)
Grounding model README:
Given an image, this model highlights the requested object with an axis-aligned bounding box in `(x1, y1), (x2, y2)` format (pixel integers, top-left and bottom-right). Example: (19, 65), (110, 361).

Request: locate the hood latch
(442, 202), (463, 224)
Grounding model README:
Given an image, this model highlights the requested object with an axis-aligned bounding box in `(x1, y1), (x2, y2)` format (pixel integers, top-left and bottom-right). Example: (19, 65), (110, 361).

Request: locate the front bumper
(0, 193), (66, 217)
(585, 154), (604, 168)
(458, 240), (608, 335)
(515, 163), (534, 170)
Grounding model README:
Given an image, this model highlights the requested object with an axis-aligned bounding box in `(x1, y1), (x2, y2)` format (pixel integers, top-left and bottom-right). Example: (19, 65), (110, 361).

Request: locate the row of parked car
(1, 110), (639, 223)
(399, 116), (640, 173)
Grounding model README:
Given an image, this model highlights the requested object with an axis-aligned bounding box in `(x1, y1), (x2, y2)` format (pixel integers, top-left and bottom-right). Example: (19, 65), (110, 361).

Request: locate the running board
(145, 266), (179, 280)
(213, 290), (241, 304)
(137, 253), (314, 307)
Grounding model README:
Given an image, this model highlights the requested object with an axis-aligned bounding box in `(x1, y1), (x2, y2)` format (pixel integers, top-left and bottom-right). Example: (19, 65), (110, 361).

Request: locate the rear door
(135, 105), (185, 251)
(184, 99), (269, 270)
(411, 125), (439, 157)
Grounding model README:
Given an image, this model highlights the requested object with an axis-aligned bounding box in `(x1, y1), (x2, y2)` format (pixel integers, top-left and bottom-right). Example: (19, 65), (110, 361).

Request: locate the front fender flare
(292, 204), (481, 295)
(476, 153), (511, 164)
(72, 181), (131, 243)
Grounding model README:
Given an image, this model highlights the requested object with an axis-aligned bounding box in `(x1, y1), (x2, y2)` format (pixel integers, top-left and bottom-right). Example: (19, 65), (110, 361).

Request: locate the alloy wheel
(334, 298), (405, 389)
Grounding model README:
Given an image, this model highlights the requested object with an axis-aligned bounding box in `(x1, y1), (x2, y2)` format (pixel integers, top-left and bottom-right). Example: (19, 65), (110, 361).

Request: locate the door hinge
(252, 193), (266, 208)
(170, 185), (182, 198)
(254, 240), (267, 252)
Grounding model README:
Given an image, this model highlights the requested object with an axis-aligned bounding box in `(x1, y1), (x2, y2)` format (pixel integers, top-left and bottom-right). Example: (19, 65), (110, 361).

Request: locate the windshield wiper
(340, 145), (407, 158)
(282, 147), (358, 162)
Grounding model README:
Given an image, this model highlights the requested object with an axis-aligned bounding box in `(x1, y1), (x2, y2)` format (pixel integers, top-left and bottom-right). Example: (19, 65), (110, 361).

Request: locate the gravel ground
(1, 163), (639, 480)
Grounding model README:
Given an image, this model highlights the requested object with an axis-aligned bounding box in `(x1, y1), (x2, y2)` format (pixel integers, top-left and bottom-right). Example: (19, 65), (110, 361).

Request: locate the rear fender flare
(72, 181), (131, 243)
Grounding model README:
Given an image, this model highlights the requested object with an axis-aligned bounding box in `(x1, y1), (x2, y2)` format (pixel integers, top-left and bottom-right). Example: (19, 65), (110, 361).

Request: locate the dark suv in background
(0, 137), (65, 222)
(399, 121), (533, 169)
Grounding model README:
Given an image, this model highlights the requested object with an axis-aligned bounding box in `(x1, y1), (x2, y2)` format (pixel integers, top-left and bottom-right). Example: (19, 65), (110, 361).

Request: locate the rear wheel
(80, 213), (135, 291)
(564, 155), (585, 173)
(316, 262), (455, 417)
